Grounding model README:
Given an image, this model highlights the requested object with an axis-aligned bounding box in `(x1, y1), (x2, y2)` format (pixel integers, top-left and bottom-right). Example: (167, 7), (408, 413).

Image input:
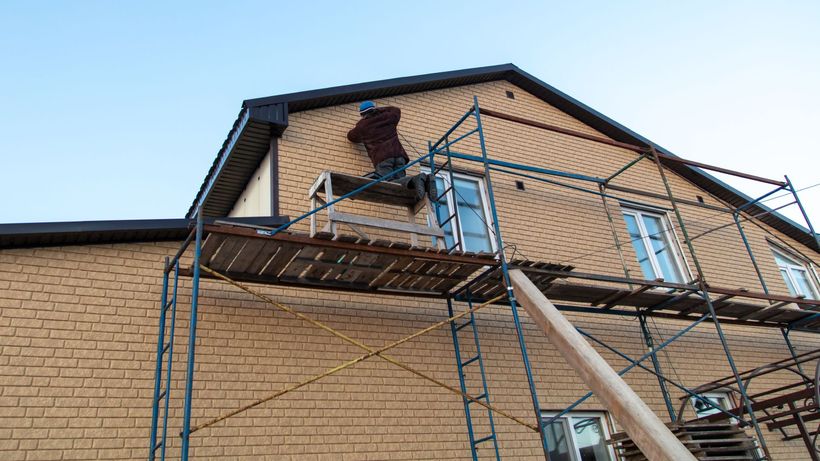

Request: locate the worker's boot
(425, 175), (438, 202)
(409, 175), (426, 201)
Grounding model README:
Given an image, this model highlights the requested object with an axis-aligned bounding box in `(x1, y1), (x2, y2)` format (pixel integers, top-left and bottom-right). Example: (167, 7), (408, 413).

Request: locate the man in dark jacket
(347, 101), (433, 200)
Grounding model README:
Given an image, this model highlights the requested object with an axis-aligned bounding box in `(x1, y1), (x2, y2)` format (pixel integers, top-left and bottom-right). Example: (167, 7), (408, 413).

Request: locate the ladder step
(156, 390), (166, 402)
(455, 319), (473, 331)
(467, 393), (487, 403)
(461, 355), (480, 367)
(473, 434), (495, 445)
(163, 299), (173, 312)
(435, 186), (453, 203)
(432, 161), (451, 176)
(162, 342), (171, 355)
(439, 212), (458, 227)
(152, 441), (163, 452)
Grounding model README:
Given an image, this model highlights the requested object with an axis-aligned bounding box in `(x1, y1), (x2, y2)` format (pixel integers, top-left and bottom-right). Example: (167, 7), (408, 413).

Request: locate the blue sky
(1, 1), (818, 229)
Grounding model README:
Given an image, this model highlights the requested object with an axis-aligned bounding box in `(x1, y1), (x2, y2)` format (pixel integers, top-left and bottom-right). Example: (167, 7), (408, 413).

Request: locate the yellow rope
(191, 264), (539, 433)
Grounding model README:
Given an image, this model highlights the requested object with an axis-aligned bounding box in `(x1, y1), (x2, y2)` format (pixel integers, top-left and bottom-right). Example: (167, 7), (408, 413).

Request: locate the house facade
(2, 64), (819, 460)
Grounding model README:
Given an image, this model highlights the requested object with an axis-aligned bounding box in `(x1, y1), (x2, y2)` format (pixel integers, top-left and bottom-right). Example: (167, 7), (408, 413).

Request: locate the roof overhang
(188, 64), (817, 252)
(0, 216), (289, 249)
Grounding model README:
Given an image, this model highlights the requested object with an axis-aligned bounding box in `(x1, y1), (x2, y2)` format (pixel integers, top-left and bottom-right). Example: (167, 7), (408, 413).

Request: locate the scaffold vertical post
(599, 183), (632, 282)
(180, 208), (204, 460)
(473, 96), (552, 460)
(785, 175), (820, 249)
(649, 146), (769, 459)
(734, 212), (769, 294)
(638, 314), (677, 421)
(781, 329), (810, 384)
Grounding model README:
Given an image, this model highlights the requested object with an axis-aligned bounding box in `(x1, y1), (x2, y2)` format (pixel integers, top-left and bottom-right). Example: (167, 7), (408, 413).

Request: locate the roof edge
(0, 216), (290, 250)
(242, 63), (518, 109)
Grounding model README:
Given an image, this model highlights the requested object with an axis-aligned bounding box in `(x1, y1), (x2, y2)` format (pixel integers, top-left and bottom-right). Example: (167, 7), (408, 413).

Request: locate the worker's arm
(347, 123), (363, 143)
(383, 106), (401, 124)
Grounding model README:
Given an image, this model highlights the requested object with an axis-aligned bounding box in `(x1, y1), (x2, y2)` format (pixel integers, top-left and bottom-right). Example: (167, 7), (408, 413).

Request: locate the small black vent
(506, 90), (515, 99)
(516, 180), (525, 191)
(696, 195), (705, 203)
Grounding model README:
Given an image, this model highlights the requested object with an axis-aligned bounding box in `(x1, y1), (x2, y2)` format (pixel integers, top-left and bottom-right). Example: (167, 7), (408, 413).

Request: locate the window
(541, 412), (615, 461)
(622, 207), (688, 283)
(690, 391), (732, 419)
(771, 248), (819, 300)
(430, 171), (496, 253)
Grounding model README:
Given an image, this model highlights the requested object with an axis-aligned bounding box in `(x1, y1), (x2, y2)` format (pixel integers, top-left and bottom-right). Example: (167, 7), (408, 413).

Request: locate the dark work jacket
(347, 107), (409, 166)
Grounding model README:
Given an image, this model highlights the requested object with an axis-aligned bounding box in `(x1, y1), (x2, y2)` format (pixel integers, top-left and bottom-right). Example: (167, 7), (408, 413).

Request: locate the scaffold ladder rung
(466, 393), (487, 403)
(447, 295), (500, 461)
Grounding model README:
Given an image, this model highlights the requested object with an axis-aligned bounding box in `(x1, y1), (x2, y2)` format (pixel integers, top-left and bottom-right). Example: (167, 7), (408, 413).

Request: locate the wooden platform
(188, 223), (820, 332)
(460, 262), (820, 331)
(193, 224), (496, 297)
(610, 422), (759, 460)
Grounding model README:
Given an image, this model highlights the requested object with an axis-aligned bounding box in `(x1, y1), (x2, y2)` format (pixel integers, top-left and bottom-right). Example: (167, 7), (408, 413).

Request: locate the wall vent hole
(696, 195), (705, 203)
(516, 180), (525, 191)
(506, 91), (515, 99)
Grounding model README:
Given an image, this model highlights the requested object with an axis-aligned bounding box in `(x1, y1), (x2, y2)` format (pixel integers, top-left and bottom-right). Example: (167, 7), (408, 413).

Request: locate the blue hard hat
(359, 101), (376, 114)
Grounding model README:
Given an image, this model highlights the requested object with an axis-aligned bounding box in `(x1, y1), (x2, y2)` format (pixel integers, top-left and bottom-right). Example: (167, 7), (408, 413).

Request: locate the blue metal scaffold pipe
(180, 208), (204, 460)
(472, 96), (553, 460)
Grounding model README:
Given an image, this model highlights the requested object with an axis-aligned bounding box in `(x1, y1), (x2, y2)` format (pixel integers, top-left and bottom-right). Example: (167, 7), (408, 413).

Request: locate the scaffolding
(149, 96), (820, 461)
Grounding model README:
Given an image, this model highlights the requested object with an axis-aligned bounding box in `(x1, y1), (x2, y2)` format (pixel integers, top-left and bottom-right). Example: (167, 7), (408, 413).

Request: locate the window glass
(691, 392), (730, 418)
(793, 269), (818, 299)
(432, 173), (494, 253)
(641, 215), (683, 283)
(571, 416), (610, 461)
(772, 248), (819, 300)
(624, 214), (656, 279)
(542, 413), (614, 461)
(780, 269), (798, 296)
(623, 208), (686, 283)
(544, 418), (574, 461)
(433, 177), (455, 249)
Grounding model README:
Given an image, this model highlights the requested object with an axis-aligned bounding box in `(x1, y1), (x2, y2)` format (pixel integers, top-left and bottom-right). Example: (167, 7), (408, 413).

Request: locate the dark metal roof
(0, 216), (289, 250)
(189, 64), (817, 252)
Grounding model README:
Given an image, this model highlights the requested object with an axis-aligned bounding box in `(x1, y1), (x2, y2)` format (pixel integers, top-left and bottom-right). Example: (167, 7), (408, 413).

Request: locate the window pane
(780, 269), (798, 297)
(543, 419), (575, 461)
(774, 251), (799, 267)
(641, 215), (683, 283)
(692, 395), (729, 418)
(792, 268), (818, 300)
(453, 177), (493, 253)
(570, 417), (612, 461)
(433, 177), (455, 249)
(624, 214), (657, 280)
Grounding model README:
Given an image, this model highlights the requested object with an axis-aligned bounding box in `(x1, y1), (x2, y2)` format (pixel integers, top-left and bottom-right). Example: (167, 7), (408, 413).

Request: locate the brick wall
(2, 79), (819, 460)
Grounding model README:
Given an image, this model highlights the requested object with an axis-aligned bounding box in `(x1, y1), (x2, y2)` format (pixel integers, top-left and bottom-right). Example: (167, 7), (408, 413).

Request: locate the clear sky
(1, 1), (818, 230)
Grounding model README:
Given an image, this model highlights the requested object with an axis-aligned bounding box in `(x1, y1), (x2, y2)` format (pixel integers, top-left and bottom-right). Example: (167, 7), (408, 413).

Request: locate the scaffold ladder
(149, 257), (180, 461)
(429, 139), (465, 254)
(447, 295), (500, 460)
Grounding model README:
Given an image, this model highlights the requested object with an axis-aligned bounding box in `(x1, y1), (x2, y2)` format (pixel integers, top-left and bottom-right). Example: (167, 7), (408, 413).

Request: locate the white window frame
(771, 246), (820, 300)
(621, 206), (691, 283)
(689, 391), (733, 419)
(540, 411), (617, 461)
(426, 169), (497, 254)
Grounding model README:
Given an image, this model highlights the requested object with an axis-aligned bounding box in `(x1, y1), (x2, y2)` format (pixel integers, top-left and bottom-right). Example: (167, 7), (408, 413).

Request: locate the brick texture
(2, 80), (819, 460)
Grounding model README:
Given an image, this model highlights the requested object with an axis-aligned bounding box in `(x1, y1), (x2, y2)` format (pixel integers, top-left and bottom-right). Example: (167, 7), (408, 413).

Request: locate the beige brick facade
(2, 80), (819, 460)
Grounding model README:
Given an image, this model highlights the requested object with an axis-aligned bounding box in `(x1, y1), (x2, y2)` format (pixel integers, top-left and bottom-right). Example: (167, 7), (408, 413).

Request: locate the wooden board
(193, 224), (497, 297)
(315, 171), (420, 207)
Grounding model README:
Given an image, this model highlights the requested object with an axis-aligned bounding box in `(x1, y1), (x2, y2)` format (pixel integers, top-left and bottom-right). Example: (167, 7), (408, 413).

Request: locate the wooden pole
(509, 269), (697, 461)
